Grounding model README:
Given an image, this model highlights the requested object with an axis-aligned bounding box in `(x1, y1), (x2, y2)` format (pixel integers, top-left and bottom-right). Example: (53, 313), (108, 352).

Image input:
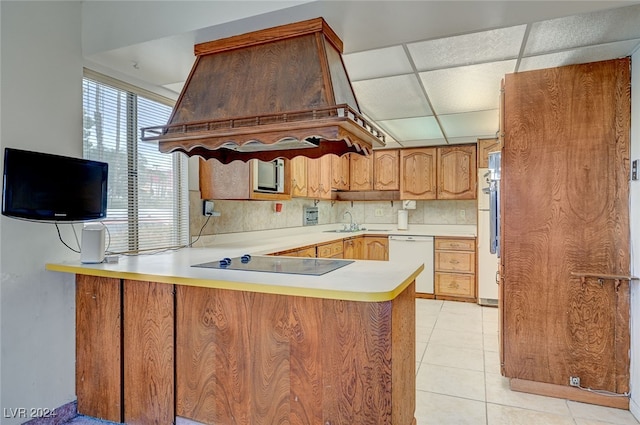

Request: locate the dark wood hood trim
(194, 17), (343, 56)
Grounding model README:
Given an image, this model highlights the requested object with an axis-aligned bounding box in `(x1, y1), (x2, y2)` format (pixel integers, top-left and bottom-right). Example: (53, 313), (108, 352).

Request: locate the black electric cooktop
(192, 255), (354, 276)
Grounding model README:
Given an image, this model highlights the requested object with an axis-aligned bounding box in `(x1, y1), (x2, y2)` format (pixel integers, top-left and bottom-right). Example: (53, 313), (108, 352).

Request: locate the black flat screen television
(2, 148), (108, 222)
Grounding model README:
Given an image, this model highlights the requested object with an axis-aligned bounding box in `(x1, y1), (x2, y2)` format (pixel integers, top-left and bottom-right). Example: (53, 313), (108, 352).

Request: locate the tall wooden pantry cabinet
(500, 58), (631, 408)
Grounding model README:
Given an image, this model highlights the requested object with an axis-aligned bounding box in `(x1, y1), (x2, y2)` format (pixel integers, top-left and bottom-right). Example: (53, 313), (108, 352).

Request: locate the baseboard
(510, 378), (629, 410)
(630, 396), (640, 422)
(21, 401), (77, 425)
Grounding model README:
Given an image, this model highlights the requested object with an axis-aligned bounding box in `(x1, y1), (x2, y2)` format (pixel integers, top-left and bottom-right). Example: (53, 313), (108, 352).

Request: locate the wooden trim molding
(510, 378), (629, 410)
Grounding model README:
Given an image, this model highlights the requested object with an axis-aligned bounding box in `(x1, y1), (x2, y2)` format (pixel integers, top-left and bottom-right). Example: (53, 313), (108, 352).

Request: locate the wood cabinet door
(400, 148), (437, 199)
(374, 149), (400, 191)
(343, 236), (364, 259)
(349, 154), (373, 191)
(502, 58), (630, 396)
(76, 275), (123, 423)
(331, 154), (350, 191)
(291, 156), (308, 197)
(308, 156), (332, 199)
(477, 138), (500, 168)
(364, 236), (388, 261)
(437, 145), (477, 200)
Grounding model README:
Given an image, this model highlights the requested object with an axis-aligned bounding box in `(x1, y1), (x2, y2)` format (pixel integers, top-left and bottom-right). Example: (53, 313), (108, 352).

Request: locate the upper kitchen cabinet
(331, 154), (350, 191)
(200, 159), (292, 200)
(477, 138), (500, 168)
(307, 155), (332, 200)
(437, 145), (477, 200)
(349, 153), (373, 191)
(373, 149), (400, 191)
(290, 156), (308, 197)
(400, 148), (437, 200)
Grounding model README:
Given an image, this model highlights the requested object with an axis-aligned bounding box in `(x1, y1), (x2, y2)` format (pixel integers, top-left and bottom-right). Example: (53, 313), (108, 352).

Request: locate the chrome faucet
(343, 211), (355, 231)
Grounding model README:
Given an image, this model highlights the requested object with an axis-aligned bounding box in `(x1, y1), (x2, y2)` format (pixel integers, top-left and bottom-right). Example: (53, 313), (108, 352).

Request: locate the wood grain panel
(437, 145), (476, 200)
(76, 275), (122, 422)
(176, 287), (252, 424)
(350, 153), (373, 191)
(291, 156), (308, 197)
(123, 280), (174, 425)
(289, 297), (323, 425)
(400, 148), (437, 200)
(374, 149), (400, 191)
(331, 154), (350, 191)
(173, 35), (326, 124)
(502, 58), (630, 394)
(176, 285), (415, 425)
(392, 282), (416, 425)
(477, 137), (500, 168)
(321, 299), (393, 424)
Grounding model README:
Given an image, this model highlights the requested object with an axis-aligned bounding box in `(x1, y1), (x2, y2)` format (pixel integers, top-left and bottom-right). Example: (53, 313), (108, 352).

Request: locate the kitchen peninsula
(46, 246), (423, 425)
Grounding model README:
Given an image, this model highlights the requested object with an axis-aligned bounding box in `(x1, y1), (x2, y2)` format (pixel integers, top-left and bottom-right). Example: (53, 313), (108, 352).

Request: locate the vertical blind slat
(82, 77), (188, 253)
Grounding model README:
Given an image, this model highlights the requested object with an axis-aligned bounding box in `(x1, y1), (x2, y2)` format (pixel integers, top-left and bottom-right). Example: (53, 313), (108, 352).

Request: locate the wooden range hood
(141, 18), (386, 163)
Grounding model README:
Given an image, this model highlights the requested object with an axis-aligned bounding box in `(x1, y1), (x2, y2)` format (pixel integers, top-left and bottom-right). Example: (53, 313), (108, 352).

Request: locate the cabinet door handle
(450, 259), (460, 264)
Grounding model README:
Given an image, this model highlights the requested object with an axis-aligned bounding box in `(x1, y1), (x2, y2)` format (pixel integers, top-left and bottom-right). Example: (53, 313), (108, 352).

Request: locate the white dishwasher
(388, 235), (434, 294)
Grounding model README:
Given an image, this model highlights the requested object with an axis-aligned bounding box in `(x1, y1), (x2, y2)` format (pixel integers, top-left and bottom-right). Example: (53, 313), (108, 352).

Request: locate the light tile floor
(415, 298), (639, 425)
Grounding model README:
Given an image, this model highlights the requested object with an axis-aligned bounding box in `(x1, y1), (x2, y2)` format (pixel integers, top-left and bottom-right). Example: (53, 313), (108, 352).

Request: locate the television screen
(2, 148), (108, 222)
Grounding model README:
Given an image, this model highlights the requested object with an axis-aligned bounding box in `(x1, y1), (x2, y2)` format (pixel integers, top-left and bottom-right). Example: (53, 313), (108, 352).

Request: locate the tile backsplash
(190, 191), (477, 237)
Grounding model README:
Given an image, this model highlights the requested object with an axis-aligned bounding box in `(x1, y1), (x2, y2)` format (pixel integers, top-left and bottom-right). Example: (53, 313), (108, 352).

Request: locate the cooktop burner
(192, 255), (354, 276)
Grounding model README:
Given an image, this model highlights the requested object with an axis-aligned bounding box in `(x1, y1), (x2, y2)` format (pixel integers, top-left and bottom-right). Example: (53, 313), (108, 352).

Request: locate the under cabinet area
(434, 237), (476, 301)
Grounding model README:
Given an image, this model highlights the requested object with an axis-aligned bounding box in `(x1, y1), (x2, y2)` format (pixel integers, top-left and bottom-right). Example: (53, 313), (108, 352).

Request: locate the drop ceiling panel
(378, 116), (444, 142)
(439, 110), (499, 138)
(524, 4), (640, 56)
(343, 46), (414, 81)
(519, 39), (640, 72)
(352, 75), (433, 121)
(407, 25), (527, 71)
(420, 60), (515, 115)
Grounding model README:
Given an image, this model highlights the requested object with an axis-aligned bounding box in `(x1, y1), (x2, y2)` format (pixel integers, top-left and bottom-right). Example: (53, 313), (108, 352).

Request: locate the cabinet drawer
(317, 241), (343, 258)
(435, 238), (475, 251)
(435, 251), (475, 273)
(435, 273), (475, 298)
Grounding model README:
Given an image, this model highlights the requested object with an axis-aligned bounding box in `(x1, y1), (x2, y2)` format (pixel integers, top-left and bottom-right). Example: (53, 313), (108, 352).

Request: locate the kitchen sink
(323, 229), (363, 233)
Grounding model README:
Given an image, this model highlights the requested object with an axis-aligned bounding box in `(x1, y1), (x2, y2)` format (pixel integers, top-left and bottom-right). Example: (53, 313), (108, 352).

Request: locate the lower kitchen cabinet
(317, 240), (344, 258)
(363, 236), (389, 261)
(343, 236), (364, 259)
(434, 237), (476, 301)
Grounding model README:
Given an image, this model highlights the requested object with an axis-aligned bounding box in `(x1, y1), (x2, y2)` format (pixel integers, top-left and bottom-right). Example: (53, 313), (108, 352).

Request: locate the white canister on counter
(398, 209), (408, 230)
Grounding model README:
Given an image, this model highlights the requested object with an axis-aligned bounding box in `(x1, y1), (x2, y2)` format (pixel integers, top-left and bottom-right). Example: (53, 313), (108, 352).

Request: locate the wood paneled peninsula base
(48, 250), (421, 425)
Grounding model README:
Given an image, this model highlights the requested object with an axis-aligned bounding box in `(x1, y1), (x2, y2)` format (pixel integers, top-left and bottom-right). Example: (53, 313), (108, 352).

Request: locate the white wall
(0, 2), (83, 423)
(629, 49), (640, 419)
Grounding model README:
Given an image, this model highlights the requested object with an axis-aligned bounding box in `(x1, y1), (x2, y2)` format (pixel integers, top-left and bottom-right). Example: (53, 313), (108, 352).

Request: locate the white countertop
(46, 246), (423, 302)
(46, 223), (474, 302)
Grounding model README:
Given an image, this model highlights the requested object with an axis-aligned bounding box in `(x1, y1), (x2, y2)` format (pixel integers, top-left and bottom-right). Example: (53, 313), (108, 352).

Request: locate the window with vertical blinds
(82, 72), (189, 253)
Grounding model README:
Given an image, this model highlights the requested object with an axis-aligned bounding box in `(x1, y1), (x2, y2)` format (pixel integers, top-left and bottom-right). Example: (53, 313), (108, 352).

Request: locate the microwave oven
(253, 159), (285, 193)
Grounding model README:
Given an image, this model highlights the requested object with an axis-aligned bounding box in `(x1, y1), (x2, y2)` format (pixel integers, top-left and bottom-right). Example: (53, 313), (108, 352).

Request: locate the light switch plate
(632, 160), (638, 181)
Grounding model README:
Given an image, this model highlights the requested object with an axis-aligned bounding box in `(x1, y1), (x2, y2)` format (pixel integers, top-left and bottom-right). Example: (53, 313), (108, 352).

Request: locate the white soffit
(420, 60), (516, 115)
(343, 46), (413, 81)
(407, 25), (527, 71)
(519, 39), (640, 72)
(378, 116), (444, 142)
(352, 74), (433, 121)
(439, 110), (499, 138)
(524, 4), (640, 56)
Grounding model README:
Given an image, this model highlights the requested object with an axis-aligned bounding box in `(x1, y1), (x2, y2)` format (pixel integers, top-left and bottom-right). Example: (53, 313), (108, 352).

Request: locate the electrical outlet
(203, 200), (215, 216)
(569, 376), (581, 387)
(375, 208), (384, 217)
(458, 209), (466, 219)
